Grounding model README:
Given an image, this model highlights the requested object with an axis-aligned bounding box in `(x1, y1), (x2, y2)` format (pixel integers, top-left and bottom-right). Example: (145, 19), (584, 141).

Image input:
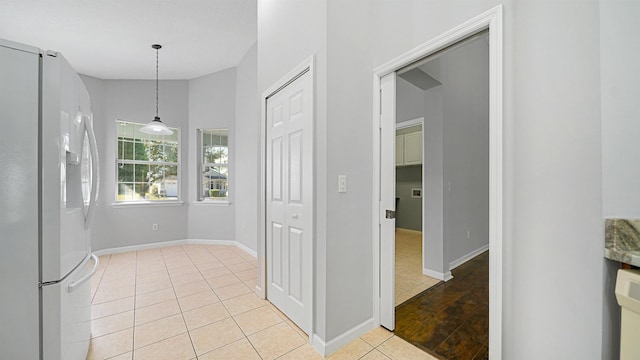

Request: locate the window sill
(192, 201), (231, 207)
(112, 201), (184, 208)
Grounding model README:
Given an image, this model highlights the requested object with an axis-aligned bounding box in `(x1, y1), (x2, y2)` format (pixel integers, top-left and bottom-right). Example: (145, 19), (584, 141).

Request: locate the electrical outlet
(152, 224), (159, 231)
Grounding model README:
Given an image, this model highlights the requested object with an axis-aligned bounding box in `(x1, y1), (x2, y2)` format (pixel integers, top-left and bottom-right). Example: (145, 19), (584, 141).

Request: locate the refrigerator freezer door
(0, 38), (41, 360)
(42, 253), (96, 360)
(41, 53), (93, 282)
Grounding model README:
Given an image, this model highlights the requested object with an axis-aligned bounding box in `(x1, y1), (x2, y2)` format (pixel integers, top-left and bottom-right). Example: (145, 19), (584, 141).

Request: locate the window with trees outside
(198, 129), (229, 202)
(116, 120), (180, 202)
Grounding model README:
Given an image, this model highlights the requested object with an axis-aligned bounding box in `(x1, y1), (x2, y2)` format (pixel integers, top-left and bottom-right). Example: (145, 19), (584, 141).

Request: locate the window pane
(146, 140), (165, 162)
(117, 140), (123, 159)
(164, 131), (179, 143)
(202, 165), (228, 199)
(165, 165), (178, 177)
(165, 145), (178, 163)
(133, 123), (145, 140)
(134, 142), (149, 161)
(118, 122), (135, 139)
(202, 178), (211, 198)
(118, 183), (134, 201)
(214, 146), (228, 164)
(134, 164), (149, 182)
(198, 129), (229, 201)
(143, 165), (176, 200)
(203, 146), (214, 164)
(115, 120), (180, 202)
(118, 163), (133, 182)
(122, 141), (134, 160)
(134, 182), (149, 200)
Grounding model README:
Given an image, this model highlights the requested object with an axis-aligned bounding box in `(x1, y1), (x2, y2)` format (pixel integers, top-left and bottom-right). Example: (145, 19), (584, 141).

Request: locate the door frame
(372, 5), (503, 358)
(259, 55), (315, 343)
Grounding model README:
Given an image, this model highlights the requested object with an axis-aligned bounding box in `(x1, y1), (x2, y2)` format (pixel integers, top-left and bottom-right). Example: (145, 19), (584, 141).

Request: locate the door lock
(385, 210), (396, 219)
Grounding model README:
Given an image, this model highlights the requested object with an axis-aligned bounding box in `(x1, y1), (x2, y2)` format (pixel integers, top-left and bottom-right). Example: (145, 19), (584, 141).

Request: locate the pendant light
(140, 44), (173, 135)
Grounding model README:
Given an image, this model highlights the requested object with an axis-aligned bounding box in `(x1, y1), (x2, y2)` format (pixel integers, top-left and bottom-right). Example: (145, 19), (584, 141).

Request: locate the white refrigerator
(0, 38), (99, 359)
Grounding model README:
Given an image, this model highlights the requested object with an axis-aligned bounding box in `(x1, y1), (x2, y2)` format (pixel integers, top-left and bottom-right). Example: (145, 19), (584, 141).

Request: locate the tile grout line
(94, 253), (135, 360)
(91, 245), (302, 360)
(199, 244), (266, 359)
(182, 243), (262, 358)
(123, 248), (191, 357)
(184, 244), (223, 359)
(130, 250), (138, 359)
(90, 254), (110, 304)
(166, 245), (199, 359)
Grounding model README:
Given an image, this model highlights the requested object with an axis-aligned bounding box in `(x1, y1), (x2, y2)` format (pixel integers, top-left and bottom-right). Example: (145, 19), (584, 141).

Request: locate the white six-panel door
(266, 69), (312, 334)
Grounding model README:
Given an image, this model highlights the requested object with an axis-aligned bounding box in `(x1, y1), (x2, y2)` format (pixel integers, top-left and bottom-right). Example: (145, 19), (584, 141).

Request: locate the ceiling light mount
(140, 44), (173, 135)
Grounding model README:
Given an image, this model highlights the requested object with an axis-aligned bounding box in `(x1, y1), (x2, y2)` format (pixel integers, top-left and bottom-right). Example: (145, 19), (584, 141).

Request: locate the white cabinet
(396, 134), (405, 165)
(403, 131), (422, 165)
(396, 129), (422, 166)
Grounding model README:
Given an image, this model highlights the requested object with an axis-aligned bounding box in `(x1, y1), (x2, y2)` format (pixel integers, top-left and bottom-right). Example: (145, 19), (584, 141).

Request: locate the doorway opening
(394, 117), (442, 306)
(393, 31), (490, 358)
(373, 5), (503, 359)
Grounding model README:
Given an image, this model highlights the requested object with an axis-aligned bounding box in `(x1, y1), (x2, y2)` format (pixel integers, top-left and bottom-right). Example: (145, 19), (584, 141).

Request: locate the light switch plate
(338, 175), (347, 193)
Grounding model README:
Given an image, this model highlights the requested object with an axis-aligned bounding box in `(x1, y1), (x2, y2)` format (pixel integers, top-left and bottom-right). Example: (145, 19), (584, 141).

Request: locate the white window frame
(114, 119), (181, 204)
(197, 128), (230, 204)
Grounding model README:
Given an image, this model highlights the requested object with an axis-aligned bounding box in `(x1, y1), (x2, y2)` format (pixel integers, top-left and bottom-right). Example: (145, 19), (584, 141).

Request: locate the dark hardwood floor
(394, 251), (489, 360)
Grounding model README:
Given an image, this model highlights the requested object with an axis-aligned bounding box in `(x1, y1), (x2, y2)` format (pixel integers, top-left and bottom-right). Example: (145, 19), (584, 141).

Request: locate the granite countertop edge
(605, 218), (640, 267)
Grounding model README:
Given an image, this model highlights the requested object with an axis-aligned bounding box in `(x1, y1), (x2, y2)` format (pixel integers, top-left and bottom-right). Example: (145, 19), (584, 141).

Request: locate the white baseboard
(235, 242), (258, 258)
(93, 239), (188, 256)
(312, 318), (376, 356)
(422, 268), (453, 282)
(94, 239), (257, 259)
(311, 335), (326, 356)
(449, 244), (489, 270)
(255, 285), (264, 298)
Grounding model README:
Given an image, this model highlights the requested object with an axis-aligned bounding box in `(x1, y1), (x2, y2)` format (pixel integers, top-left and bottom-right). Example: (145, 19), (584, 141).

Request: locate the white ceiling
(0, 0), (256, 80)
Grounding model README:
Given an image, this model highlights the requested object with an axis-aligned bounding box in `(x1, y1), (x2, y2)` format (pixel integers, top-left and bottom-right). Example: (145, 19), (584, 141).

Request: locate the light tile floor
(395, 229), (440, 305)
(88, 244), (436, 360)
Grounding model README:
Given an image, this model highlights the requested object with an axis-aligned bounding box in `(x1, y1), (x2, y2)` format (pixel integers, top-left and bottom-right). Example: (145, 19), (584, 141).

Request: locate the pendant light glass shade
(140, 116), (173, 135)
(140, 44), (173, 136)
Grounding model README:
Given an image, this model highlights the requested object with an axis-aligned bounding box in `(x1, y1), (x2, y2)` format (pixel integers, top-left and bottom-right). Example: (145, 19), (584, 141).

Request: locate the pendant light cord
(155, 46), (159, 119)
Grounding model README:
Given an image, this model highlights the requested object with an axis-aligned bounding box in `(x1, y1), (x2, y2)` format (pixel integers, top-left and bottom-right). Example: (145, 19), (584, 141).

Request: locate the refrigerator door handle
(84, 115), (99, 230)
(68, 253), (99, 293)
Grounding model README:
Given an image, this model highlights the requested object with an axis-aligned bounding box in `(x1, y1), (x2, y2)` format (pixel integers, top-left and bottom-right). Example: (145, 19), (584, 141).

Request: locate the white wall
(80, 76), (189, 251)
(374, 1), (603, 357)
(258, 0), (603, 359)
(601, 1), (640, 218)
(437, 37), (490, 266)
(83, 49), (258, 249)
(82, 44), (258, 251)
(324, 0), (376, 341)
(187, 68), (236, 241)
(257, 0), (330, 340)
(234, 43), (259, 252)
(398, 38), (490, 276)
(421, 87), (446, 278)
(504, 2), (602, 356)
(396, 76), (425, 123)
(600, 1), (640, 357)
